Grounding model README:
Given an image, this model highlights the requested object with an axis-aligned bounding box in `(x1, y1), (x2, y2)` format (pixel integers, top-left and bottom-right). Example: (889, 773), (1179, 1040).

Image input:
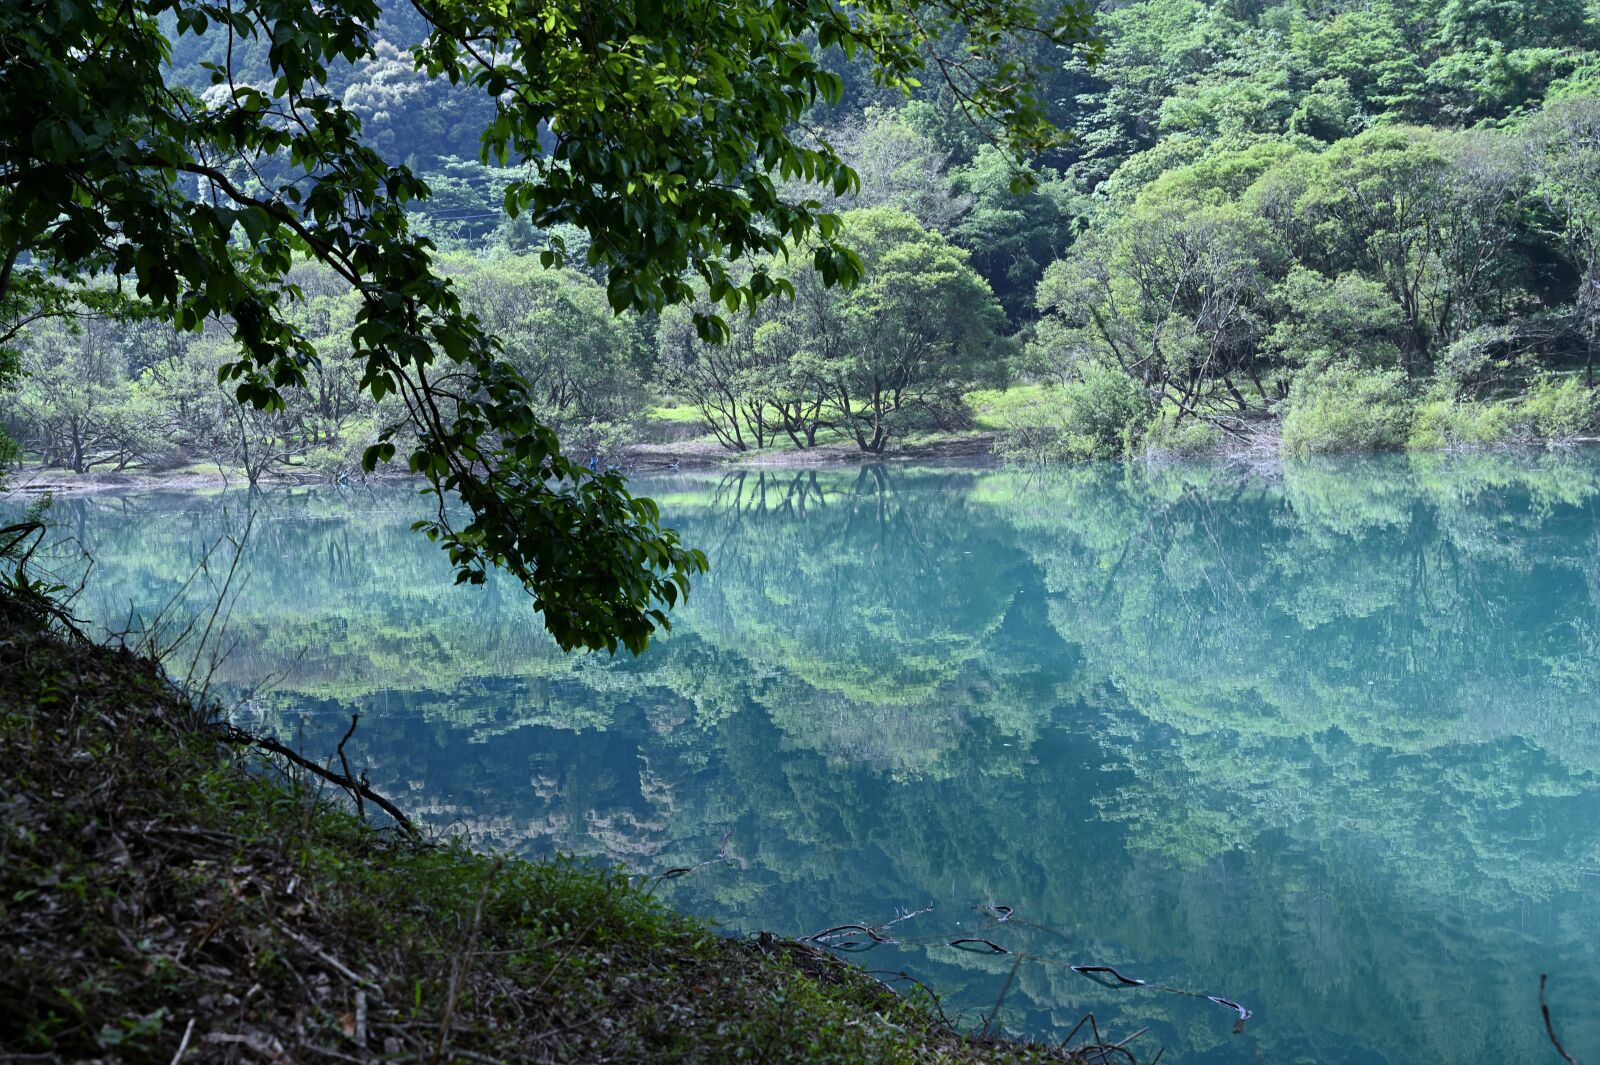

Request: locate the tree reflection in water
(23, 451), (1600, 1064)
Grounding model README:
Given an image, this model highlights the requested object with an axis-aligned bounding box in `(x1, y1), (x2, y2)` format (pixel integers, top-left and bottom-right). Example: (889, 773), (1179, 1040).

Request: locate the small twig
(169, 1017), (197, 1065)
(981, 951), (1023, 1036)
(300, 1045), (369, 1064)
(183, 512), (255, 707)
(1061, 1012), (1098, 1049)
(336, 714), (363, 822)
(880, 902), (935, 933)
(1541, 974), (1580, 1065)
(864, 970), (951, 1027)
(442, 1051), (514, 1065)
(430, 858), (502, 1065)
(532, 903), (613, 998)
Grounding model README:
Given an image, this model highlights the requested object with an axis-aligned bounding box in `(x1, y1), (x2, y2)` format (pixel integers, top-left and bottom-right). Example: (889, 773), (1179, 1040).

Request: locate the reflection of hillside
(983, 455), (1600, 906)
(16, 453), (1600, 1065)
(325, 697), (1600, 1065)
(59, 473), (1070, 774)
(673, 468), (1068, 774)
(687, 468), (1026, 704)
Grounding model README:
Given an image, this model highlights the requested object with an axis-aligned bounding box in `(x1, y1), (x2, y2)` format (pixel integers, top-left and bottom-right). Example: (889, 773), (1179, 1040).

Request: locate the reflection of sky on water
(17, 451), (1600, 1064)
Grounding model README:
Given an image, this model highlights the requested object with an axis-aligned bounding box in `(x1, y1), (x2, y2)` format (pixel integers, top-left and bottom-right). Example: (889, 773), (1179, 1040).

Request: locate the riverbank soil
(0, 597), (1124, 1063)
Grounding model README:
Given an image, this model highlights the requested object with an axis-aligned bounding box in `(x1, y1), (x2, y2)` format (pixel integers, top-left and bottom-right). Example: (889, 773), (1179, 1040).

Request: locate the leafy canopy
(0, 0), (1096, 652)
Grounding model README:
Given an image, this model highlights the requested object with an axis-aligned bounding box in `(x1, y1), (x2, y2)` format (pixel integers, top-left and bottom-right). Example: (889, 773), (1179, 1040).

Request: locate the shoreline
(1, 433), (1010, 495)
(0, 590), (1129, 1064)
(10, 428), (1600, 498)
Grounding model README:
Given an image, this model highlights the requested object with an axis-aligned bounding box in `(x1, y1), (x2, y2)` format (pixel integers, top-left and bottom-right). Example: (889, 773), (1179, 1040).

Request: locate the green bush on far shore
(988, 364), (1600, 464)
(1409, 376), (1600, 450)
(1278, 365), (1415, 456)
(991, 365), (1153, 462)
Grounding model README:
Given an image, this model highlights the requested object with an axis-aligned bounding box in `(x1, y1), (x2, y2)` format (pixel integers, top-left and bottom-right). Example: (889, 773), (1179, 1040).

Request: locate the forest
(11, 0), (1600, 476)
(10, 2), (1600, 1060)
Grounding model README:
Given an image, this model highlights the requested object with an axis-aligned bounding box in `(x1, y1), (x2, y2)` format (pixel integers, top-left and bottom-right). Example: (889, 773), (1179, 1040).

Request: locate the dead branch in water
(1541, 974), (1579, 1065)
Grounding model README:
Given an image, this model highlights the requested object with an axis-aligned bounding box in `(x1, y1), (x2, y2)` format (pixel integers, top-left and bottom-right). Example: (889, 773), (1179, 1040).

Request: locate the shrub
(1408, 377), (1599, 450)
(1142, 409), (1224, 456)
(992, 361), (1158, 460)
(1057, 362), (1154, 457)
(1407, 392), (1521, 449)
(1519, 375), (1599, 439)
(993, 364), (1153, 462)
(1434, 324), (1520, 396)
(1281, 364), (1412, 456)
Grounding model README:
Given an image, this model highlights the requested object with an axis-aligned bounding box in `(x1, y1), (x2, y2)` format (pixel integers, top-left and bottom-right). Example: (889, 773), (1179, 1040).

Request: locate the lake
(15, 452), (1600, 1063)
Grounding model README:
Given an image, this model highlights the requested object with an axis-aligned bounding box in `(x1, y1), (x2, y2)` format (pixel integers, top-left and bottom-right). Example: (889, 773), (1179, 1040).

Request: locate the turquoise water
(18, 453), (1600, 1062)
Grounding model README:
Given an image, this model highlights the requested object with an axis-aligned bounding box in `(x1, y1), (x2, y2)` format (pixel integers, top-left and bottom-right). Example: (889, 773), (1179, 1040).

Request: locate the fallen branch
(804, 923), (889, 944)
(276, 923), (384, 997)
(217, 723), (421, 843)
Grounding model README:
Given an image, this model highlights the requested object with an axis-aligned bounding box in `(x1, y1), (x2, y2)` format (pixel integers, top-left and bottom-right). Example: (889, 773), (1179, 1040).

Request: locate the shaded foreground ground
(0, 595), (1141, 1063)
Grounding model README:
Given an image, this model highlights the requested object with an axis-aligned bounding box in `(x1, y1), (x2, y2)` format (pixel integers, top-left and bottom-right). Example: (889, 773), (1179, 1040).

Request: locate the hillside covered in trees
(10, 0), (1600, 475)
(11, 2), (1600, 1058)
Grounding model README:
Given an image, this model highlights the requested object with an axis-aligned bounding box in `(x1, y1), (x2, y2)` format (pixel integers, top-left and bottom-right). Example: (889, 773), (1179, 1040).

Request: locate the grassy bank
(642, 375), (1600, 472)
(0, 596), (1123, 1063)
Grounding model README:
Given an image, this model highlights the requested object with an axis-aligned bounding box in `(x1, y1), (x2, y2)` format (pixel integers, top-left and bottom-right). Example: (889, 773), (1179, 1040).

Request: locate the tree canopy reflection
(32, 452), (1600, 1064)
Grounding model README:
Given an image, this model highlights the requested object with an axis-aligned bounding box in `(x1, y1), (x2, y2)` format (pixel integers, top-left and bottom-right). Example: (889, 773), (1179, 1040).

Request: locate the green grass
(964, 383), (1059, 432)
(0, 593), (1128, 1064)
(655, 386), (1061, 439)
(648, 401), (708, 424)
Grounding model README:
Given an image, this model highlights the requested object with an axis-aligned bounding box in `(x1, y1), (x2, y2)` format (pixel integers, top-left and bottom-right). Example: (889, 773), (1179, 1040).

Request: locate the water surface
(18, 453), (1600, 1063)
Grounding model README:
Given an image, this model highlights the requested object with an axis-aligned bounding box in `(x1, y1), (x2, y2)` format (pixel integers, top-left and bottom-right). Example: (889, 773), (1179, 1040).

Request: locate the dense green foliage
(14, 0), (1600, 467)
(1019, 0), (1600, 452)
(659, 209), (1009, 452)
(4, 260), (651, 479)
(0, 0), (1092, 650)
(1280, 364), (1413, 455)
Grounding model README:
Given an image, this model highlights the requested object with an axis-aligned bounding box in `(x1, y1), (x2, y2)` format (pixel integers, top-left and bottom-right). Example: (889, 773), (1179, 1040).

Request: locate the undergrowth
(0, 601), (1139, 1063)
